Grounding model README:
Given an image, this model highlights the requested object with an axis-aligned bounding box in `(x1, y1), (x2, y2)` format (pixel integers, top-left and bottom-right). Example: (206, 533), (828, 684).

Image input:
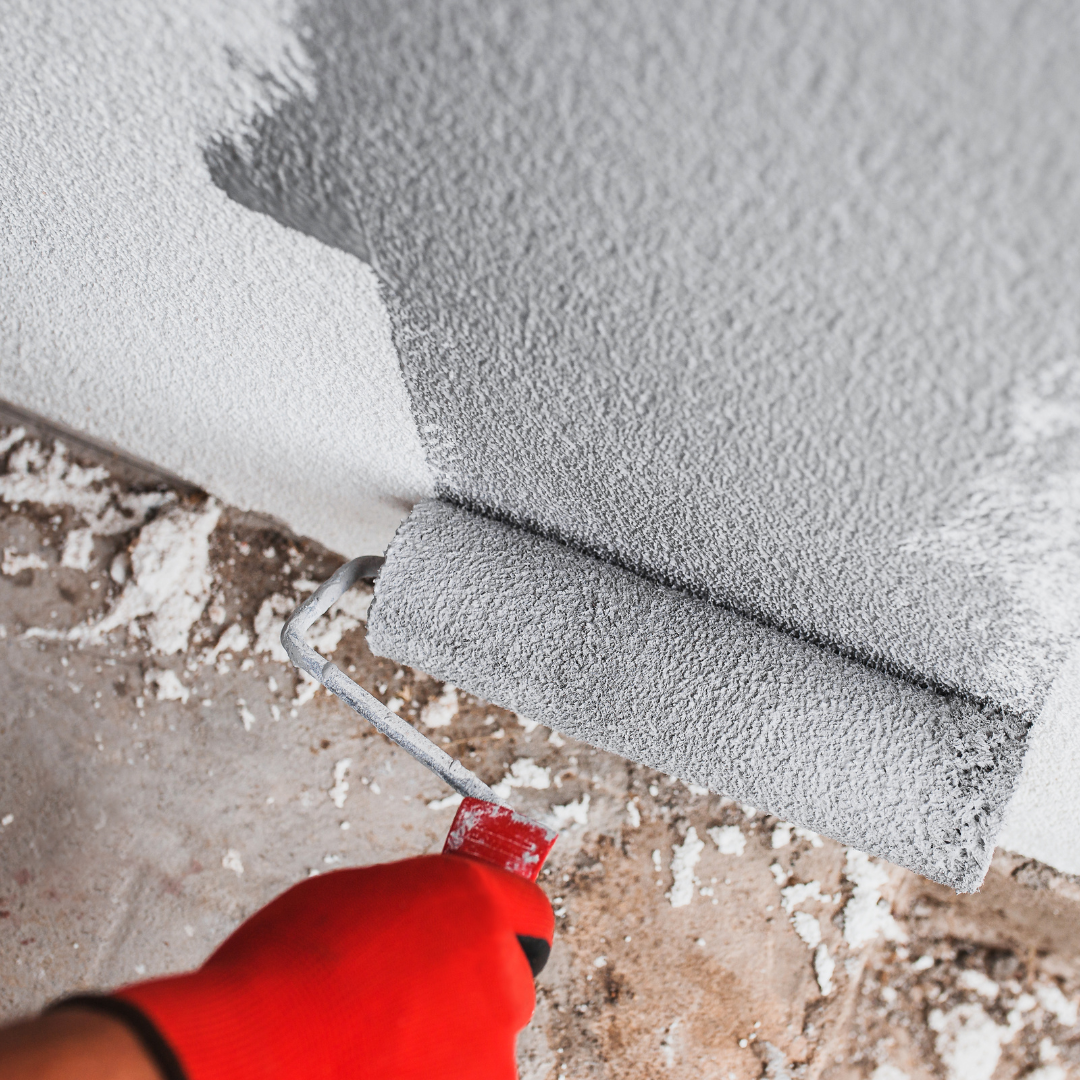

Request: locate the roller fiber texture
(367, 501), (1028, 892)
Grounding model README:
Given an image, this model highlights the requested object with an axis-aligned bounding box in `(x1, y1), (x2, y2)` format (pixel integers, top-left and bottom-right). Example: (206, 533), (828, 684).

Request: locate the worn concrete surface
(2, 423), (1079, 1080)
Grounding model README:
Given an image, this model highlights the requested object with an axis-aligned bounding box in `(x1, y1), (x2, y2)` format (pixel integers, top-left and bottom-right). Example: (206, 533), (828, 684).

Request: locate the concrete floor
(2, 416), (1080, 1080)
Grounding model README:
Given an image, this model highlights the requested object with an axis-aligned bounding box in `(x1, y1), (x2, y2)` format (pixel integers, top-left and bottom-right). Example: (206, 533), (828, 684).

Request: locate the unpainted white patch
(515, 714), (541, 734)
(794, 826), (824, 847)
(547, 730), (565, 748)
(709, 824), (745, 856)
(420, 684), (458, 728)
(329, 758), (351, 809)
(146, 668), (190, 705)
(667, 827), (704, 908)
(1, 813), (14, 827)
(626, 801), (641, 828)
(843, 849), (906, 949)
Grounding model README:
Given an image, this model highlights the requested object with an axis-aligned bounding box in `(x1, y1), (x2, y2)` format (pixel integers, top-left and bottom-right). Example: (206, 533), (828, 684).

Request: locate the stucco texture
(207, 0), (1080, 886)
(0, 0), (433, 557)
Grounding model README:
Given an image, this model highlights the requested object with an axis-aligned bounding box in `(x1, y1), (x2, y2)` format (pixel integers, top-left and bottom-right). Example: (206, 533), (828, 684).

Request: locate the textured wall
(5, 0), (1080, 875)
(0, 0), (432, 556)
(206, 1), (1080, 873)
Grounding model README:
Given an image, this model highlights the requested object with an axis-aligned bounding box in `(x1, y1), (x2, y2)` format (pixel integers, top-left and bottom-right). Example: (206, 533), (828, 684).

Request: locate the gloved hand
(70, 854), (553, 1080)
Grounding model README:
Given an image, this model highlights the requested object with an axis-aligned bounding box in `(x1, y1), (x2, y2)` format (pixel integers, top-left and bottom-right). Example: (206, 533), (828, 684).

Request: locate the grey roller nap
(368, 500), (1028, 892)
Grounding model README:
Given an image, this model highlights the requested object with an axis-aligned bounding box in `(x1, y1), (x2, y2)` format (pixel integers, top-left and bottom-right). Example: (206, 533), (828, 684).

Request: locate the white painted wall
(2, 0), (1077, 880)
(0, 0), (432, 558)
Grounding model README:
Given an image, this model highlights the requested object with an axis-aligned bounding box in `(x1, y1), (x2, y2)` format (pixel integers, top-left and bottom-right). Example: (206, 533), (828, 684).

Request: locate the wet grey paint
(207, 0), (1080, 886)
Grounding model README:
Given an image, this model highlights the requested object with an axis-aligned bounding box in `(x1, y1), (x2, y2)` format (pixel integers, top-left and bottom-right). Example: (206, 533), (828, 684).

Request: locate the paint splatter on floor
(3, 420), (1080, 1080)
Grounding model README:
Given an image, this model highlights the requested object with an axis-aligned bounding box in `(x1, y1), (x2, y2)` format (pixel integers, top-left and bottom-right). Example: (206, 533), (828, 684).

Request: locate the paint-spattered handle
(443, 797), (558, 882)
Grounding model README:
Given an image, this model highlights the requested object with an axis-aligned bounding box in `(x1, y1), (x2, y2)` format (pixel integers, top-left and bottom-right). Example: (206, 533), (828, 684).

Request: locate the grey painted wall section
(0, 0), (432, 557)
(205, 1), (1080, 879)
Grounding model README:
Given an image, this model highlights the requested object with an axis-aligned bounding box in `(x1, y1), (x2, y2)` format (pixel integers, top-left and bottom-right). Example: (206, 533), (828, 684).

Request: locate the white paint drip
(492, 758), (551, 798)
(222, 849), (244, 875)
(772, 821), (793, 848)
(0, 427), (27, 455)
(329, 758), (351, 809)
(2, 549), (48, 575)
(842, 849), (906, 949)
(60, 528), (94, 571)
(210, 623), (250, 661)
(237, 699), (256, 732)
(814, 945), (835, 996)
(421, 684), (458, 728)
(305, 586), (370, 656)
(928, 1003), (1021, 1080)
(958, 970), (1000, 1001)
(253, 593), (293, 661)
(1035, 982), (1079, 1027)
(28, 501), (221, 654)
(293, 669), (319, 707)
(667, 827), (704, 908)
(709, 825), (746, 856)
(427, 793), (464, 811)
(792, 910), (822, 948)
(545, 794), (590, 831)
(146, 669), (190, 704)
(659, 1018), (680, 1069)
(870, 1066), (910, 1080)
(0, 440), (172, 537)
(781, 880), (823, 913)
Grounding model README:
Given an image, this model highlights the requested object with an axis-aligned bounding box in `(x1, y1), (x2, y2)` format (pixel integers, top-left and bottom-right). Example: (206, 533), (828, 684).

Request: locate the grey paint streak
(368, 501), (1028, 892)
(207, 0), (1080, 884)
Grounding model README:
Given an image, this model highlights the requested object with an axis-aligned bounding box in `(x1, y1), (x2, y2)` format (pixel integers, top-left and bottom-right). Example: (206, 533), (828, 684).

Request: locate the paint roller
(281, 556), (558, 881)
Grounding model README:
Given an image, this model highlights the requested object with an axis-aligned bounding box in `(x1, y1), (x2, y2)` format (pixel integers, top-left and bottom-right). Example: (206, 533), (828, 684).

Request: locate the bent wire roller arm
(280, 556), (499, 804)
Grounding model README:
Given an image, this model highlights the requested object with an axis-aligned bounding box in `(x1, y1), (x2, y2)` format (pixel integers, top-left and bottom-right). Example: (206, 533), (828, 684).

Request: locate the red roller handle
(442, 797), (558, 882)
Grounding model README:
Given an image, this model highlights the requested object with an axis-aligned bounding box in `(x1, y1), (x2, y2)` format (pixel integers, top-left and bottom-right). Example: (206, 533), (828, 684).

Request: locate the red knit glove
(91, 855), (553, 1080)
